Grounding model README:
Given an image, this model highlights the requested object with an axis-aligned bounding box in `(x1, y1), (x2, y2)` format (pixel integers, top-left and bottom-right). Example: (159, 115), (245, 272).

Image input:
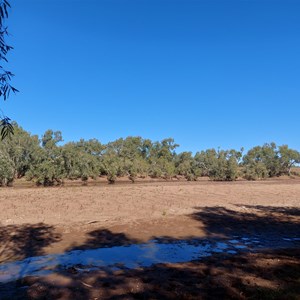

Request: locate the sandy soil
(0, 179), (299, 299)
(0, 179), (300, 256)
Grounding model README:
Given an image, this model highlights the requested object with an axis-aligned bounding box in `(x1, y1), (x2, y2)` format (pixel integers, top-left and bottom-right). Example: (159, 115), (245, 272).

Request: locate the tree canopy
(0, 122), (299, 186)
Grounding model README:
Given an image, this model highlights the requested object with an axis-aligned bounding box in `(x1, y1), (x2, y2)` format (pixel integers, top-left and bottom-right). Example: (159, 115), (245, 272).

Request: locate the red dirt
(0, 179), (299, 299)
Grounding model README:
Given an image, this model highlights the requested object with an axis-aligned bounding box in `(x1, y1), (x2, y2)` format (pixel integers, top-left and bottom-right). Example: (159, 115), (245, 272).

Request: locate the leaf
(4, 0), (11, 8)
(0, 116), (14, 140)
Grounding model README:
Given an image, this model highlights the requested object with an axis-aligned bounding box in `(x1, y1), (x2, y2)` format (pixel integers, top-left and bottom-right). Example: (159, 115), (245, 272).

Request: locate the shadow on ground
(235, 204), (300, 216)
(0, 223), (61, 263)
(0, 206), (299, 300)
(67, 229), (140, 251)
(191, 205), (300, 239)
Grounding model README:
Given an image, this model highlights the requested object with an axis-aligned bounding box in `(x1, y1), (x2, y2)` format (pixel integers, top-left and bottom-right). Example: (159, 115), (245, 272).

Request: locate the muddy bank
(1, 202), (299, 263)
(0, 181), (299, 299)
(0, 205), (299, 299)
(0, 233), (299, 284)
(1, 248), (299, 300)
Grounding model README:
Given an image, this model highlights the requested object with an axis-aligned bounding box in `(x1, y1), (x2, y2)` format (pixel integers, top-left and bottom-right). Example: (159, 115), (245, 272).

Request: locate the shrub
(0, 152), (14, 186)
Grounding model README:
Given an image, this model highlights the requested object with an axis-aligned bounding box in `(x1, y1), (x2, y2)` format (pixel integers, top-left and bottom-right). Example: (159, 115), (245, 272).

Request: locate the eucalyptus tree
(243, 143), (300, 179)
(175, 151), (200, 181)
(194, 148), (241, 181)
(278, 145), (300, 175)
(0, 122), (40, 178)
(62, 139), (102, 181)
(99, 148), (120, 183)
(147, 138), (178, 179)
(0, 0), (18, 139)
(194, 149), (218, 177)
(0, 147), (13, 185)
(243, 144), (275, 180)
(26, 130), (65, 185)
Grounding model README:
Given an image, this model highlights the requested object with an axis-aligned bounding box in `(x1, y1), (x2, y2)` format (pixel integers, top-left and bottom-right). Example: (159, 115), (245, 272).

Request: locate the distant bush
(242, 143), (300, 179)
(243, 161), (269, 180)
(195, 149), (242, 181)
(1, 123), (300, 186)
(0, 152), (14, 186)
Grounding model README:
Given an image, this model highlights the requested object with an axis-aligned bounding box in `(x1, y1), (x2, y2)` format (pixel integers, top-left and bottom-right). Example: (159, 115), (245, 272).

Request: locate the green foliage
(0, 150), (14, 186)
(99, 149), (120, 183)
(25, 130), (65, 186)
(0, 117), (14, 140)
(146, 138), (178, 180)
(0, 123), (41, 185)
(26, 157), (65, 186)
(1, 123), (40, 178)
(175, 152), (200, 181)
(195, 149), (241, 181)
(0, 123), (299, 186)
(243, 161), (268, 180)
(278, 145), (300, 175)
(62, 139), (102, 181)
(0, 1), (18, 140)
(242, 143), (300, 179)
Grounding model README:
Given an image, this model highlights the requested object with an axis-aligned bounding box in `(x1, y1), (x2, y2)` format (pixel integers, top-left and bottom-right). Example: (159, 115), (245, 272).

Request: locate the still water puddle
(0, 236), (299, 283)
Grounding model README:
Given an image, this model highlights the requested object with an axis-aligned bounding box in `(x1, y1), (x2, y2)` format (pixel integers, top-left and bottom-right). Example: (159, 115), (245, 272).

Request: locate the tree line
(0, 123), (299, 186)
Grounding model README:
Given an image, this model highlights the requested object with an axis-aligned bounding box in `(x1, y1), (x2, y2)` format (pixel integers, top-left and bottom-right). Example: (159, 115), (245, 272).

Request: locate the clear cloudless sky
(3, 0), (300, 153)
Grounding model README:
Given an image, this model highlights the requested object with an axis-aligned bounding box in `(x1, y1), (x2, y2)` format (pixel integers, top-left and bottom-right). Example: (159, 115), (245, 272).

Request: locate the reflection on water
(0, 236), (299, 283)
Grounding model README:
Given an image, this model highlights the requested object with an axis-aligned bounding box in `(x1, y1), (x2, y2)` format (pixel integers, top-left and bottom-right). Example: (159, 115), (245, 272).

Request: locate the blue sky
(3, 0), (300, 153)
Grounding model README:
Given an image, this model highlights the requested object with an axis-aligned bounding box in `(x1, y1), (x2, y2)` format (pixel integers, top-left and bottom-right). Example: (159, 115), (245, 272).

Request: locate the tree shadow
(11, 248), (300, 300)
(67, 229), (140, 251)
(0, 223), (61, 299)
(234, 204), (300, 217)
(190, 205), (300, 239)
(0, 206), (299, 299)
(0, 223), (61, 263)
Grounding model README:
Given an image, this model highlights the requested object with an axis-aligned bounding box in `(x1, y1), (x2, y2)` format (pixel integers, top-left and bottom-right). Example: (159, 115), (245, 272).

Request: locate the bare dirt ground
(0, 179), (299, 299)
